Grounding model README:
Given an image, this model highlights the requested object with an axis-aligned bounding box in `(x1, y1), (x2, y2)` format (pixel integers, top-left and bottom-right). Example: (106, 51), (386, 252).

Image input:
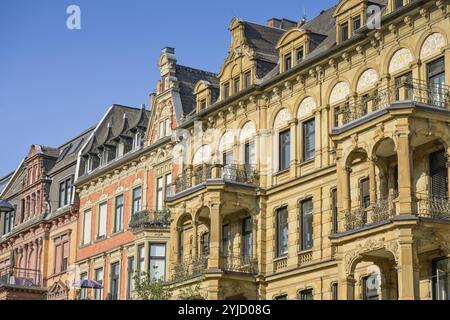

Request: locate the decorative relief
(329, 82), (350, 105)
(297, 97), (317, 119)
(273, 108), (292, 130)
(388, 48), (414, 74)
(420, 33), (446, 59)
(356, 69), (379, 93)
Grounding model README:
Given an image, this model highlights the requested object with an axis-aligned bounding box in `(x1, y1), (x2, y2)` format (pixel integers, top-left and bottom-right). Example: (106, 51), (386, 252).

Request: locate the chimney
(162, 47), (175, 55)
(267, 18), (282, 29)
(267, 18), (298, 30)
(140, 103), (146, 110)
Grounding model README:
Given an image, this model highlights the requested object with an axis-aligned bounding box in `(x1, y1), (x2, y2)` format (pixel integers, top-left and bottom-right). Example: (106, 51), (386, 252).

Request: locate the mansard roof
(175, 65), (219, 116)
(80, 104), (150, 156)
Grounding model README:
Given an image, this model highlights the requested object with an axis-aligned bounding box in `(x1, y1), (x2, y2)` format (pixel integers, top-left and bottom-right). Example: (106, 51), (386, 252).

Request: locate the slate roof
(175, 65), (219, 115)
(81, 104), (150, 156)
(242, 21), (285, 64)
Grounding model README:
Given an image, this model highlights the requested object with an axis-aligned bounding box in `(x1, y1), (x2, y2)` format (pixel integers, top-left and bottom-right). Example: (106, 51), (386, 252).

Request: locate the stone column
(369, 157), (377, 205)
(192, 220), (199, 260)
(338, 261), (355, 300)
(396, 131), (413, 215)
(447, 149), (450, 198)
(208, 204), (222, 270)
(397, 231), (420, 300)
(336, 158), (351, 232)
(289, 119), (298, 178)
(314, 109), (322, 168)
(169, 219), (179, 278)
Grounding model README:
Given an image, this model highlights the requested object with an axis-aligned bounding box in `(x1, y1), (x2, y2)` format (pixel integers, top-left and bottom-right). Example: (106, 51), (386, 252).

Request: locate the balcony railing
(416, 193), (450, 221)
(171, 256), (208, 282)
(129, 209), (171, 229)
(336, 79), (450, 127)
(221, 255), (256, 274)
(0, 267), (43, 287)
(174, 163), (259, 194)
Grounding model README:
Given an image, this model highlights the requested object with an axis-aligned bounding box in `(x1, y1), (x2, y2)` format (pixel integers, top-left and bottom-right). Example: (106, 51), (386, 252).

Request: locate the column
(397, 232), (420, 300)
(169, 220), (179, 277)
(397, 131), (413, 214)
(336, 160), (350, 232)
(192, 220), (199, 260)
(314, 110), (322, 168)
(289, 119), (298, 178)
(208, 204), (222, 270)
(252, 218), (257, 264)
(369, 157), (377, 205)
(447, 149), (450, 198)
(338, 262), (355, 300)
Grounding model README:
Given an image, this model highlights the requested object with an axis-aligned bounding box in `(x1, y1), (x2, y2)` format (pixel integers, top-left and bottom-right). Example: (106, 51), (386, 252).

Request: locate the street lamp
(0, 199), (14, 212)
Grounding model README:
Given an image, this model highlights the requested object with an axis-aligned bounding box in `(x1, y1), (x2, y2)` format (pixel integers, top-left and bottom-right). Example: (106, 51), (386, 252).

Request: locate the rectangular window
(233, 77), (240, 94)
(279, 130), (291, 171)
(334, 106), (340, 127)
(179, 228), (184, 260)
(94, 268), (104, 300)
(341, 22), (349, 42)
(224, 82), (230, 98)
(82, 209), (92, 245)
(302, 119), (315, 161)
(299, 289), (314, 300)
(58, 177), (72, 208)
(276, 207), (289, 257)
(62, 240), (69, 272)
(158, 121), (164, 139)
(222, 224), (230, 256)
(429, 149), (448, 199)
(395, 72), (413, 100)
(360, 178), (370, 209)
(165, 174), (172, 199)
(201, 232), (210, 257)
(331, 189), (338, 233)
(301, 199), (313, 251)
(55, 244), (62, 274)
(98, 202), (107, 239)
(4, 211), (14, 234)
(427, 57), (446, 106)
(200, 99), (207, 111)
(127, 256), (135, 300)
(242, 217), (253, 257)
(244, 141), (256, 165)
(353, 16), (361, 31)
(244, 71), (251, 89)
(296, 46), (304, 64)
(132, 187), (142, 215)
(432, 257), (450, 300)
(150, 244), (166, 281)
(156, 177), (163, 210)
(110, 262), (120, 300)
(80, 272), (88, 299)
(114, 195), (124, 233)
(223, 150), (233, 166)
(394, 0), (404, 9)
(165, 118), (172, 137)
(332, 282), (338, 300)
(284, 53), (292, 71)
(138, 244), (145, 275)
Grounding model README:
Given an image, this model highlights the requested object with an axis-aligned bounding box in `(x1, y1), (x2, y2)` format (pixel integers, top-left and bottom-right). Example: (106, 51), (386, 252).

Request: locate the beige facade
(164, 0), (450, 300)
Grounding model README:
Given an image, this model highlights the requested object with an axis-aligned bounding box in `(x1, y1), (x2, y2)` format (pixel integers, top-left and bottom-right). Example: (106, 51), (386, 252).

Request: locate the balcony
(221, 255), (256, 274)
(129, 209), (171, 229)
(0, 267), (43, 288)
(170, 256), (209, 282)
(341, 193), (450, 233)
(174, 163), (259, 195)
(334, 79), (450, 128)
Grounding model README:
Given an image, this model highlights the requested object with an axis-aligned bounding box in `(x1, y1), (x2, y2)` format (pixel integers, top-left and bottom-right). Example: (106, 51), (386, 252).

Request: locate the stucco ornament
(388, 48), (414, 74)
(329, 82), (350, 105)
(193, 145), (212, 165)
(420, 33), (446, 59)
(356, 69), (379, 93)
(240, 121), (256, 143)
(274, 108), (292, 130)
(297, 97), (317, 119)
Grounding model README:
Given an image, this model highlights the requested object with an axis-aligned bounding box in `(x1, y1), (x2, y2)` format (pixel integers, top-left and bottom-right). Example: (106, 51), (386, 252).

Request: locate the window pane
(151, 244), (166, 257)
(279, 130), (290, 171)
(165, 174), (172, 198)
(150, 244), (166, 281)
(277, 208), (288, 256)
(114, 195), (124, 232)
(301, 199), (313, 250)
(83, 210), (92, 245)
(156, 177), (163, 210)
(302, 120), (315, 161)
(132, 187), (142, 214)
(98, 203), (107, 238)
(127, 257), (135, 300)
(94, 268), (104, 300)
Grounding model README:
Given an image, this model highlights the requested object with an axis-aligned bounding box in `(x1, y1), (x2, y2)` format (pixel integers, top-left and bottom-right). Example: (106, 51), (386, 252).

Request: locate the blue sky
(0, 0), (336, 176)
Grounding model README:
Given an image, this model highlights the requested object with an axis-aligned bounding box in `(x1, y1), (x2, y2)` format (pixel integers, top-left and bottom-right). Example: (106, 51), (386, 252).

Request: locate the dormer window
(223, 82), (230, 99)
(134, 132), (143, 149)
(284, 53), (292, 71)
(244, 71), (251, 89)
(352, 16), (361, 31)
(200, 99), (207, 111)
(233, 77), (240, 95)
(394, 0), (404, 10)
(296, 46), (304, 65)
(340, 22), (349, 42)
(158, 118), (172, 139)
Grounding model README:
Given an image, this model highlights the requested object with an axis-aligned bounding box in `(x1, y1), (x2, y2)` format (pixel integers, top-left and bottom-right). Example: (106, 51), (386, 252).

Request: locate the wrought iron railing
(174, 163), (259, 194)
(336, 79), (450, 127)
(416, 193), (450, 221)
(343, 196), (396, 232)
(221, 255), (256, 274)
(171, 256), (208, 282)
(129, 208), (171, 229)
(0, 267), (43, 287)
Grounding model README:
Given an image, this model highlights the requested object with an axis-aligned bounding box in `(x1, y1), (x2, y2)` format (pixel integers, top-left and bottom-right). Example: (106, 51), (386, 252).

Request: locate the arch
(219, 130), (235, 152)
(329, 81), (350, 106)
(239, 121), (256, 143)
(356, 69), (379, 93)
(388, 48), (414, 75)
(193, 145), (212, 165)
(297, 96), (317, 119)
(420, 32), (447, 60)
(370, 137), (397, 160)
(344, 147), (369, 168)
(273, 108), (292, 130)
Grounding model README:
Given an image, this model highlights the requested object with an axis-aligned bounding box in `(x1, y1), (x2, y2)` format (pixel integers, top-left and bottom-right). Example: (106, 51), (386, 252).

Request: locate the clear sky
(0, 0), (337, 176)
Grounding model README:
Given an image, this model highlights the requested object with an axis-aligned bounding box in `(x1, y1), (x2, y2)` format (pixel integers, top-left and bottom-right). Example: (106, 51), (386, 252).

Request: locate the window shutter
(55, 244), (62, 273)
(430, 150), (448, 198)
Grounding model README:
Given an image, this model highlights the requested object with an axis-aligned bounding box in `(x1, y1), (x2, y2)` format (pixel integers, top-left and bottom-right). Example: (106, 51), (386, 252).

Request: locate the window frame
(132, 186), (142, 215)
(276, 207), (289, 257)
(300, 198), (313, 251)
(340, 22), (349, 42)
(94, 267), (104, 300)
(242, 217), (253, 258)
(302, 118), (315, 162)
(82, 209), (92, 245)
(279, 129), (291, 171)
(113, 195), (124, 233)
(149, 243), (167, 281)
(284, 53), (292, 71)
(97, 202), (107, 240)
